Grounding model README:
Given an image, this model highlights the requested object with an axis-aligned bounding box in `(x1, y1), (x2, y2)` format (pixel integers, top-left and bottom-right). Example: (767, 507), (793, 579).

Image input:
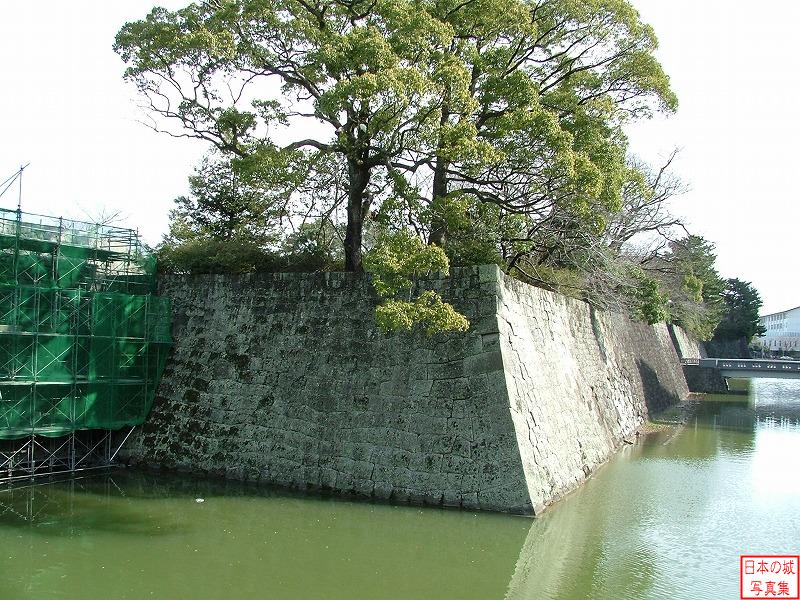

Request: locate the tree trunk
(428, 96), (451, 248)
(428, 157), (449, 247)
(344, 157), (370, 272)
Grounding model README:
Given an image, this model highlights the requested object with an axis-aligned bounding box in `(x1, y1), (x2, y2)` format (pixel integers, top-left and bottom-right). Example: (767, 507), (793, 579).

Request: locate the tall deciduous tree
(605, 150), (687, 256)
(412, 0), (678, 260)
(115, 0), (453, 271)
(115, 0), (676, 275)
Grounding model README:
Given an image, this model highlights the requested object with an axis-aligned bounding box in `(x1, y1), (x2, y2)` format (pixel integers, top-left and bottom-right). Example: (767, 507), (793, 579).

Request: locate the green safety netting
(0, 208), (171, 440)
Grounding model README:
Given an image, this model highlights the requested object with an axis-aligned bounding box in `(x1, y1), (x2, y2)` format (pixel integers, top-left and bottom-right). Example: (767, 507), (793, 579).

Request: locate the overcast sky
(0, 1), (797, 314)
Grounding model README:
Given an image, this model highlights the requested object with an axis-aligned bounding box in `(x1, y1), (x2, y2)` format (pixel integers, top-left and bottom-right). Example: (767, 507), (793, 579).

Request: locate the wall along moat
(0, 378), (798, 600)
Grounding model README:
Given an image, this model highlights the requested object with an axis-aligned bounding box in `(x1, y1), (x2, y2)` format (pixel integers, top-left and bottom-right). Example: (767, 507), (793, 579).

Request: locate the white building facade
(758, 306), (800, 352)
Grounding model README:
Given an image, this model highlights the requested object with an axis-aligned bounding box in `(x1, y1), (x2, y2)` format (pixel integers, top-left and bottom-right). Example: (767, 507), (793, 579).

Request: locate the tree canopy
(712, 278), (766, 342)
(646, 235), (725, 340)
(114, 0), (696, 334)
(115, 0), (676, 263)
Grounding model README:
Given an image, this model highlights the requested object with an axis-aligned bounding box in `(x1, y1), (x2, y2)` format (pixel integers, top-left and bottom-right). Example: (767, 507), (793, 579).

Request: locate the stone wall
(668, 324), (707, 360)
(682, 365), (730, 394)
(495, 278), (688, 511)
(121, 265), (690, 514)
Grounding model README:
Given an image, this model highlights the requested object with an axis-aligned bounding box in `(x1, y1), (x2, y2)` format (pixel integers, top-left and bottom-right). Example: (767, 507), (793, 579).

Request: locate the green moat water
(1, 380), (799, 599)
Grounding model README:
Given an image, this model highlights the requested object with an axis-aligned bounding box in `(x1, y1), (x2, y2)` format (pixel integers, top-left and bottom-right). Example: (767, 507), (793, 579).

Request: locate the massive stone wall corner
(121, 266), (692, 514)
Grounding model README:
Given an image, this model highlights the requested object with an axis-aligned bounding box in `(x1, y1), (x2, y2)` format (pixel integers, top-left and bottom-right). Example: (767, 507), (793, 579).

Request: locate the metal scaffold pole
(0, 204), (172, 483)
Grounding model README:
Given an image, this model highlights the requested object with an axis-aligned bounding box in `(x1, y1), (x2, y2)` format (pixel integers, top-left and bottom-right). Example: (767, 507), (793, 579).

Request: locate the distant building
(757, 306), (800, 352)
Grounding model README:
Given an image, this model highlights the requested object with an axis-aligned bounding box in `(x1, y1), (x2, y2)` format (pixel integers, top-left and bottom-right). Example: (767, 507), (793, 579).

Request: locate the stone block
(373, 481), (393, 500)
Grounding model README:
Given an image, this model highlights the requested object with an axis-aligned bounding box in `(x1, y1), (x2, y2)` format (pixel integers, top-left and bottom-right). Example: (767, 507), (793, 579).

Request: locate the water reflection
(504, 378), (800, 600)
(0, 472), (532, 600)
(0, 379), (798, 600)
(0, 477), (185, 536)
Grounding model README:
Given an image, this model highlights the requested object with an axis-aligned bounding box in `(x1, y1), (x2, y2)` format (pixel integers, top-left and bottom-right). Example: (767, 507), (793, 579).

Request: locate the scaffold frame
(0, 206), (170, 477)
(0, 428), (134, 484)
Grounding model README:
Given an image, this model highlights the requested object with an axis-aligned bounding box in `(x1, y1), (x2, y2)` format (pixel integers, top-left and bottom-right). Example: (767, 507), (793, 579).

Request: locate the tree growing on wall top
(116, 0), (679, 334)
(422, 0), (677, 250)
(115, 0), (457, 271)
(115, 0), (676, 271)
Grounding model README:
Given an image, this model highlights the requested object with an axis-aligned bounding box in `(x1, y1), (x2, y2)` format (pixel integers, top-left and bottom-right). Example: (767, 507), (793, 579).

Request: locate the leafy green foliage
(657, 236), (725, 340)
(417, 0), (678, 261)
(157, 230), (343, 275)
(363, 231), (450, 297)
(156, 152), (344, 274)
(116, 0), (678, 275)
(118, 0), (752, 343)
(280, 221), (344, 271)
(631, 271), (670, 325)
(115, 0), (459, 271)
(375, 292), (469, 336)
(158, 235), (273, 275)
(713, 279), (767, 342)
(364, 231), (469, 335)
(164, 153), (288, 247)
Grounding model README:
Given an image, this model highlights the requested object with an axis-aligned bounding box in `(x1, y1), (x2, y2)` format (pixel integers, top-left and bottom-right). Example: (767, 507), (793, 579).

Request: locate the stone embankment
(121, 265), (696, 514)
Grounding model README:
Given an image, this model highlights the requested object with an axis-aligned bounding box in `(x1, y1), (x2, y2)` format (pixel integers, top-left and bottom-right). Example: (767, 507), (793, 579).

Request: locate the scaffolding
(0, 207), (171, 481)
(0, 429), (134, 483)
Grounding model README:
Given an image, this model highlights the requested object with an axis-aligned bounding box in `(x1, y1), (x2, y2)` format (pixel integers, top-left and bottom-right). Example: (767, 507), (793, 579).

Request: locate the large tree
(116, 0), (454, 271)
(604, 150), (687, 257)
(713, 278), (766, 342)
(413, 0), (678, 258)
(115, 0), (676, 274)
